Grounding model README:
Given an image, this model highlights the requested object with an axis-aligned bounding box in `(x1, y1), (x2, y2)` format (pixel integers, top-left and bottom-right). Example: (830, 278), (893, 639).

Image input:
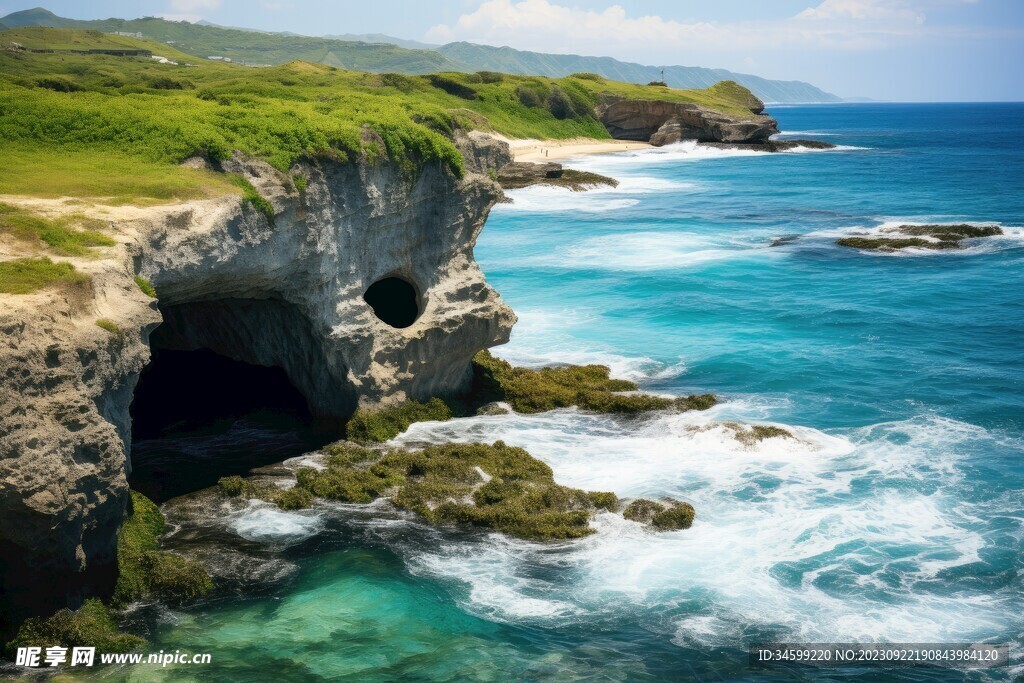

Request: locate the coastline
(497, 135), (652, 162)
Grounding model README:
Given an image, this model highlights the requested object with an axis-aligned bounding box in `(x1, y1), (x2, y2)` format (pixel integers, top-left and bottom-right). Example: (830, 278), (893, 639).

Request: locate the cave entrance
(364, 276), (419, 328)
(129, 297), (347, 503)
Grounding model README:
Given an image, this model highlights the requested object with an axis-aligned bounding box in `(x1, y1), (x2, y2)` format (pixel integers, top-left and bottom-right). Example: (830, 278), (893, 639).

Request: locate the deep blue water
(113, 104), (1023, 681)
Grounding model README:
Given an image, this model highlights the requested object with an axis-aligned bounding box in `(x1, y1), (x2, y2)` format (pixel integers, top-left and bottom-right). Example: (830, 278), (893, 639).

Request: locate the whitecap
(227, 502), (323, 542)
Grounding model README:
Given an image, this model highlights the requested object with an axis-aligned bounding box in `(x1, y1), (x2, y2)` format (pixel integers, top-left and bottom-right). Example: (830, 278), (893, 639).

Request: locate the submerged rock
(837, 224), (1002, 251)
(700, 139), (836, 152)
(622, 499), (696, 530)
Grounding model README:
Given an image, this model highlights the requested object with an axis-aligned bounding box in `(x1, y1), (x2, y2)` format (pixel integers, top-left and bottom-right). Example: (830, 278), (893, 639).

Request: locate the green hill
(0, 7), (840, 102)
(0, 9), (455, 72)
(0, 28), (763, 203)
(437, 42), (841, 104)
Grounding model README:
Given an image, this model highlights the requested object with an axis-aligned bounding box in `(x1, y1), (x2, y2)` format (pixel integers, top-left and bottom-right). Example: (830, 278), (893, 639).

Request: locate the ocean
(108, 103), (1024, 681)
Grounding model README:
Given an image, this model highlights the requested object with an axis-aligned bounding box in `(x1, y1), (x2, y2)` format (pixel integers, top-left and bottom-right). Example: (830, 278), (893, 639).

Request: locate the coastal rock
(596, 95), (779, 145)
(0, 138), (515, 630)
(495, 161), (617, 192)
(700, 139), (836, 152)
(837, 224), (1003, 251)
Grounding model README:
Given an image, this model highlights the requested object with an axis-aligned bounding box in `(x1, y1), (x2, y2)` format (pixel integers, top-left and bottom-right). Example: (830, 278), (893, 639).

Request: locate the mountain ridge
(0, 7), (843, 102)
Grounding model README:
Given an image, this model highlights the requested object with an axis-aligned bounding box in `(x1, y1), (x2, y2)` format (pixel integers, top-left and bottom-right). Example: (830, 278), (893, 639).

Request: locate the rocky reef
(837, 224), (1003, 251)
(0, 135), (515, 633)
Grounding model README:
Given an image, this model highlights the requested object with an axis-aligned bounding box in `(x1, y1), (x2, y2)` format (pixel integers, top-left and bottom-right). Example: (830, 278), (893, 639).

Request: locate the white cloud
(158, 0), (221, 23)
(425, 0), (970, 59)
(168, 0), (222, 10)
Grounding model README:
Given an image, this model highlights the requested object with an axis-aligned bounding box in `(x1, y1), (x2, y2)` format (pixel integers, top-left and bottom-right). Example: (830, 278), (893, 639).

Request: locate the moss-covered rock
(4, 599), (143, 658)
(837, 224), (1002, 251)
(724, 423), (793, 446)
(346, 397), (453, 443)
(290, 441), (625, 541)
(471, 350), (717, 415)
(623, 498), (696, 530)
(111, 491), (212, 607)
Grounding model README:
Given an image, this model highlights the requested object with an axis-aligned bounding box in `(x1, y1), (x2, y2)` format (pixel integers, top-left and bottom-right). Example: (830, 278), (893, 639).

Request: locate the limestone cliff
(595, 95), (779, 146)
(0, 138), (515, 632)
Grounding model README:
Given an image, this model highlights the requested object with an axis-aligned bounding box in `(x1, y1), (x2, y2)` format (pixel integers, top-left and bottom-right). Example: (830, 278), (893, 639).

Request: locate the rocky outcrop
(596, 95), (779, 146)
(0, 137), (515, 632)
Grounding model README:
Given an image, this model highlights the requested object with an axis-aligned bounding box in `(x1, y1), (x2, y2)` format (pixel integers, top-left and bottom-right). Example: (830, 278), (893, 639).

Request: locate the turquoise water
(111, 104), (1024, 681)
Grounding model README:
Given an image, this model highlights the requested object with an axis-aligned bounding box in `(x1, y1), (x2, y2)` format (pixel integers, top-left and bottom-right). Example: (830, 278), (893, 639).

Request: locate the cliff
(0, 138), (514, 633)
(595, 92), (778, 146)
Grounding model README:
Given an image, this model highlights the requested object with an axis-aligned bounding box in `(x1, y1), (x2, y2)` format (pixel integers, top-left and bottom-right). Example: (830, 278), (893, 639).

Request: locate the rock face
(0, 137), (515, 632)
(595, 96), (779, 146)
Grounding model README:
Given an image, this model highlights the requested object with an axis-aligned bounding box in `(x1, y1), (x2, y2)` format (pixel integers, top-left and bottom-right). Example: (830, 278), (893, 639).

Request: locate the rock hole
(363, 276), (419, 328)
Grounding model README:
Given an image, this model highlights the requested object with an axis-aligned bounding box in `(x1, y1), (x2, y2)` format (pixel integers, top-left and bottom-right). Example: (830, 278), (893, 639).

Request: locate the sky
(2, 0), (1022, 101)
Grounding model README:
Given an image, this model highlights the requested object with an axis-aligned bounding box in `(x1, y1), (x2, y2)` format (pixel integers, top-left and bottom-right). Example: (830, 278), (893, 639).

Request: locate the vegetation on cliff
(0, 27), (766, 202)
(0, 257), (90, 296)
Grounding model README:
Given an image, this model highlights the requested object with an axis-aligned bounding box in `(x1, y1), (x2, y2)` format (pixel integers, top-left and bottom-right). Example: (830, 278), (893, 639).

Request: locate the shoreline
(497, 135), (652, 163)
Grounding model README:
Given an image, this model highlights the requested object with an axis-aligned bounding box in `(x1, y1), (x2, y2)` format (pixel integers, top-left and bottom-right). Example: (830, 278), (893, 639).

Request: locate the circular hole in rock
(363, 276), (419, 328)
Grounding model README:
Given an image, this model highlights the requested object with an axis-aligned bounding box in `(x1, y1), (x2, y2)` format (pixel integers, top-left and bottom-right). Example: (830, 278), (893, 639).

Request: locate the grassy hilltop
(0, 27), (761, 203)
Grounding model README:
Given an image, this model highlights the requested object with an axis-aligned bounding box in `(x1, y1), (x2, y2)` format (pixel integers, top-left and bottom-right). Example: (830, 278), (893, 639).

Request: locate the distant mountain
(0, 7), (76, 28)
(0, 8), (454, 72)
(323, 33), (438, 51)
(0, 7), (842, 102)
(437, 42), (841, 104)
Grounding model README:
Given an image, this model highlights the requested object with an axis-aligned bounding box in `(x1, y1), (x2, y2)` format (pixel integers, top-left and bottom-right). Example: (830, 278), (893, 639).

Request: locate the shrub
(476, 71), (504, 84)
(547, 86), (577, 120)
(292, 173), (307, 194)
(380, 72), (414, 91)
(515, 84), (544, 108)
(424, 74), (478, 100)
(647, 81), (668, 87)
(36, 76), (81, 92)
(4, 599), (143, 657)
(570, 72), (604, 81)
(95, 318), (121, 336)
(147, 76), (193, 90)
(134, 275), (157, 298)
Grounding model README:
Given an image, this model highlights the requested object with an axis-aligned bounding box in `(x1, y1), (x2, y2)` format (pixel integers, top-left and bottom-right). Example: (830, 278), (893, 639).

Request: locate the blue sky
(2, 1), (1022, 101)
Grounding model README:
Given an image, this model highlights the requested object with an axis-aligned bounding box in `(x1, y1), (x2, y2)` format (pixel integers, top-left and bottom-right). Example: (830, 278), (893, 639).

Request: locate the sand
(496, 136), (652, 163)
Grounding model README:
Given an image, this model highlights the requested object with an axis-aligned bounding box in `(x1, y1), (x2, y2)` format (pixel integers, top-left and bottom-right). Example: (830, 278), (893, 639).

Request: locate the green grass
(0, 201), (114, 255)
(111, 491), (212, 607)
(95, 318), (121, 335)
(0, 146), (239, 203)
(230, 174), (275, 225)
(0, 257), (90, 295)
(0, 28), (762, 201)
(134, 274), (156, 298)
(4, 599), (143, 657)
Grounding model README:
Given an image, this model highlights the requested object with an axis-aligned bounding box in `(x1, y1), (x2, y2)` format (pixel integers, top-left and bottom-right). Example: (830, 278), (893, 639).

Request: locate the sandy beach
(498, 136), (652, 162)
